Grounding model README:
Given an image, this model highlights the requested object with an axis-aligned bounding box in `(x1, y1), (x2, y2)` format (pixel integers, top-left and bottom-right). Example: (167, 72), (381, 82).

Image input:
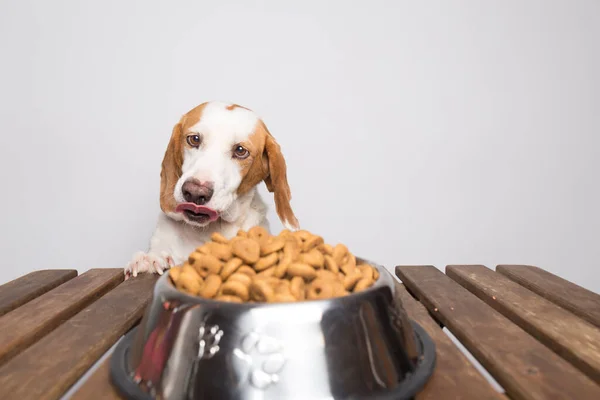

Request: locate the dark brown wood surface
(497, 264), (600, 328)
(70, 357), (124, 400)
(396, 265), (600, 400)
(0, 268), (123, 366)
(447, 265), (600, 384)
(395, 281), (505, 400)
(0, 269), (77, 317)
(0, 273), (157, 400)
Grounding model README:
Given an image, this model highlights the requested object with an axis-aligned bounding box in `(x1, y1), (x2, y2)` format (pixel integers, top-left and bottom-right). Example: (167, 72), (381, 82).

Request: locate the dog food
(168, 226), (379, 303)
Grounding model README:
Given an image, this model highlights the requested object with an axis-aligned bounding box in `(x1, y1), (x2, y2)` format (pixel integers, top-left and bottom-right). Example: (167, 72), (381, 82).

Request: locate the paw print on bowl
(197, 323), (224, 360)
(237, 332), (286, 390)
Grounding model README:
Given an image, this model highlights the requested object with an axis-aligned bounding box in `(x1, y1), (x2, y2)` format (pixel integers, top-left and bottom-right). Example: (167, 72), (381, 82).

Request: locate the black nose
(182, 179), (214, 205)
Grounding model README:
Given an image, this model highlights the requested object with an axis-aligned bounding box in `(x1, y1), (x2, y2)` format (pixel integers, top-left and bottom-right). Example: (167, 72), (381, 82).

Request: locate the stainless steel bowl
(110, 259), (436, 400)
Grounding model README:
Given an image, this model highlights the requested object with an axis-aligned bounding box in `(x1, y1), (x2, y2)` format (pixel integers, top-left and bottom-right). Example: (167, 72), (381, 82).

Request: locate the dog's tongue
(175, 203), (219, 221)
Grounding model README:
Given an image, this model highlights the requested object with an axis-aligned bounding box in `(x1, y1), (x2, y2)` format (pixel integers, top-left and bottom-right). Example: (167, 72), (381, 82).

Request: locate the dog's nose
(182, 179), (214, 205)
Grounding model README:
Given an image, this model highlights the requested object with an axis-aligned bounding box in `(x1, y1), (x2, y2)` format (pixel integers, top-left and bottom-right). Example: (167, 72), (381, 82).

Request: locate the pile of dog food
(169, 226), (379, 303)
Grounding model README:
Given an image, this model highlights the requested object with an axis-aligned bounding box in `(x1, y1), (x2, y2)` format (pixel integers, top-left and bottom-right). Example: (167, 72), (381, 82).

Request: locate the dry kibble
(169, 266), (182, 282)
(228, 272), (252, 287)
(237, 265), (257, 277)
(307, 279), (334, 300)
(299, 249), (325, 269)
(319, 243), (333, 255)
(199, 274), (222, 298)
(210, 232), (230, 244)
(249, 226), (269, 243)
(220, 281), (250, 301)
(169, 227), (380, 303)
(206, 242), (232, 261)
(274, 259), (289, 278)
(287, 263), (317, 281)
(176, 270), (203, 295)
(221, 258), (243, 280)
(343, 271), (363, 291)
(232, 238), (261, 264)
(354, 277), (374, 292)
(324, 255), (339, 274)
(215, 295), (242, 303)
(190, 253), (222, 278)
(294, 230), (312, 242)
(303, 235), (324, 252)
(290, 276), (305, 300)
(332, 243), (349, 265)
(274, 280), (291, 295)
(358, 264), (374, 280)
(250, 280), (275, 302)
(340, 254), (357, 275)
(257, 266), (276, 278)
(260, 236), (286, 256)
(254, 253), (279, 271)
(274, 293), (297, 302)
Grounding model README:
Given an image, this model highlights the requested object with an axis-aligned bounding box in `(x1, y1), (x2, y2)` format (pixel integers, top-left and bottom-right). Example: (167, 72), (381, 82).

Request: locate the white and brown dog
(124, 101), (299, 278)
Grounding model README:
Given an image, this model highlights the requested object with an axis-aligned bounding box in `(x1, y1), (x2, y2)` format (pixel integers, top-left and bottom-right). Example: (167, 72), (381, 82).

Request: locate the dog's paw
(125, 251), (174, 279)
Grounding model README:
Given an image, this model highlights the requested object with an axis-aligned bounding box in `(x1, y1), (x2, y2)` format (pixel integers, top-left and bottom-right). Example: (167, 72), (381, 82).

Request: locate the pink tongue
(175, 203), (219, 221)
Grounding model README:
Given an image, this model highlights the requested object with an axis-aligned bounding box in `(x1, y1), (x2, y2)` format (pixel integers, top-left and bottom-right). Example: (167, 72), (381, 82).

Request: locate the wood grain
(447, 265), (600, 384)
(0, 269), (77, 317)
(0, 273), (157, 400)
(396, 265), (600, 400)
(0, 268), (123, 366)
(497, 264), (600, 328)
(70, 357), (124, 400)
(395, 281), (505, 400)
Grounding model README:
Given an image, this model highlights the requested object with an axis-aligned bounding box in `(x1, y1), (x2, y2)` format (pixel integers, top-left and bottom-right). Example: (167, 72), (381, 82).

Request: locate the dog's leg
(124, 213), (181, 279)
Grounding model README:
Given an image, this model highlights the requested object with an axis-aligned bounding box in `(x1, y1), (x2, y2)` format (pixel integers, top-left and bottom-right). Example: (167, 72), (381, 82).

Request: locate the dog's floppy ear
(159, 122), (184, 213)
(261, 123), (299, 230)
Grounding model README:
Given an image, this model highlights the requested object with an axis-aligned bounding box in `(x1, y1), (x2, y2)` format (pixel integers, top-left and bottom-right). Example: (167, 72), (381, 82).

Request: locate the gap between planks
(0, 273), (157, 400)
(395, 280), (506, 399)
(447, 264), (600, 384)
(396, 265), (600, 400)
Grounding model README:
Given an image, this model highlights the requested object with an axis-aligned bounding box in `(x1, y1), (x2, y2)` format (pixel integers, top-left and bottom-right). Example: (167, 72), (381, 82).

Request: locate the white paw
(125, 251), (174, 279)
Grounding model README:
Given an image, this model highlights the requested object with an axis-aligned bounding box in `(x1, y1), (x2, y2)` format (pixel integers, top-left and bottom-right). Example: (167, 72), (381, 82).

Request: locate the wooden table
(0, 264), (599, 399)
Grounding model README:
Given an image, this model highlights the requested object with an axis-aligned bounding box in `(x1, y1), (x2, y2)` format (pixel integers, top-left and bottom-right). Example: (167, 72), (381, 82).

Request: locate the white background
(0, 0), (598, 293)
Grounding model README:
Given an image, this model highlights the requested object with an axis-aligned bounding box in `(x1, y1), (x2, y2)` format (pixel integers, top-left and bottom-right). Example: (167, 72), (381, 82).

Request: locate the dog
(124, 101), (299, 278)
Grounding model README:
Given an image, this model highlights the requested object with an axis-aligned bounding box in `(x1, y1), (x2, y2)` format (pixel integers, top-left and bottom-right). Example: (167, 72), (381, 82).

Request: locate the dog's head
(159, 101), (299, 230)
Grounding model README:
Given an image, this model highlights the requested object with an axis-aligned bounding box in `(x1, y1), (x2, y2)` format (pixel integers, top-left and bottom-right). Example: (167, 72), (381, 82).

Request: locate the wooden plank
(0, 273), (157, 400)
(497, 265), (600, 328)
(0, 268), (123, 366)
(447, 265), (600, 384)
(396, 265), (600, 400)
(70, 358), (124, 400)
(0, 269), (78, 317)
(395, 281), (505, 400)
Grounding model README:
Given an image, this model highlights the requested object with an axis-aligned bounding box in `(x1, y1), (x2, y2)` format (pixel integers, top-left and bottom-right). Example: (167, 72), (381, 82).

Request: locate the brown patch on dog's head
(236, 120), (299, 230)
(159, 103), (207, 214)
(225, 103), (250, 111)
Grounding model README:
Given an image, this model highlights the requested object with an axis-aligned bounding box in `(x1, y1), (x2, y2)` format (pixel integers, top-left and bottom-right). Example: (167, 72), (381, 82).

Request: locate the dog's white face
(173, 102), (259, 225)
(160, 101), (299, 230)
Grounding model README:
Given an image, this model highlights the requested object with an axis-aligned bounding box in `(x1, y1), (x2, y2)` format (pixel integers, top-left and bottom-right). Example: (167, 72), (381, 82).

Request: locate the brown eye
(233, 145), (250, 159)
(186, 134), (201, 147)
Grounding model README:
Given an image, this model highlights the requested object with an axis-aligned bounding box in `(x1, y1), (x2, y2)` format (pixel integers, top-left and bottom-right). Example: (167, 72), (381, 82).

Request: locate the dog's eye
(186, 134), (201, 148)
(233, 145), (250, 159)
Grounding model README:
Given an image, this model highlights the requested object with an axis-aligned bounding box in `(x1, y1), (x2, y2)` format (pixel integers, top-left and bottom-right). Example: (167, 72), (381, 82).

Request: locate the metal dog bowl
(110, 259), (436, 400)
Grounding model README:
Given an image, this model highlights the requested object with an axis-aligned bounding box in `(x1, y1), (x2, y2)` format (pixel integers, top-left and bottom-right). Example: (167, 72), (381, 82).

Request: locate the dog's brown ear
(261, 123), (299, 230)
(159, 122), (184, 213)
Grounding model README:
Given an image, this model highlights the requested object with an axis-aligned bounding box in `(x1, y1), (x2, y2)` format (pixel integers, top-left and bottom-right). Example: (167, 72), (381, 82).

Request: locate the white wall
(0, 0), (598, 293)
